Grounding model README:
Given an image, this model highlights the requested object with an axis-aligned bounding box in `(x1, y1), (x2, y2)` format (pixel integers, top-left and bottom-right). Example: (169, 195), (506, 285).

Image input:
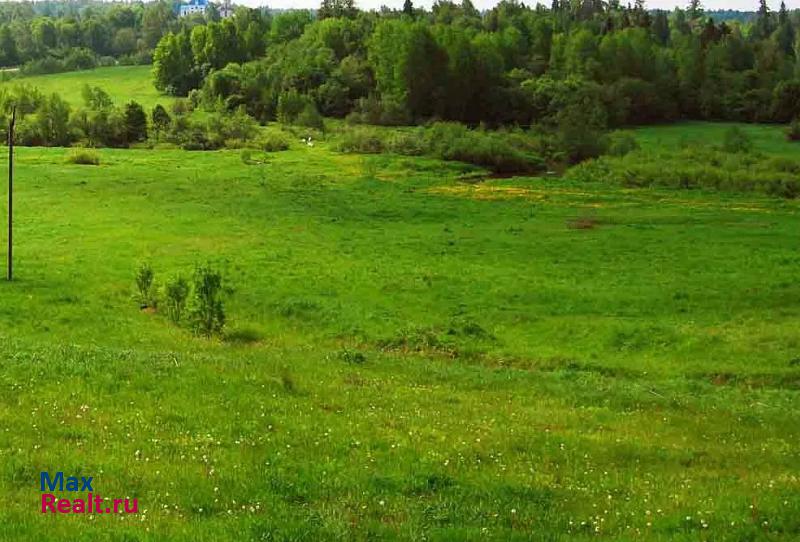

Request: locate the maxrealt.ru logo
(40, 472), (138, 514)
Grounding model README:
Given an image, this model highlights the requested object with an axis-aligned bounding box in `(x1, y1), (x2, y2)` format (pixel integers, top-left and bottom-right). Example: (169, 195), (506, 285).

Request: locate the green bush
(65, 149), (100, 165)
(19, 49), (97, 76)
(385, 131), (426, 155)
(606, 131), (640, 156)
(295, 103), (325, 131)
(259, 131), (291, 152)
(123, 101), (148, 144)
(786, 118), (800, 141)
(564, 146), (800, 198)
(347, 95), (411, 126)
(163, 275), (189, 324)
(336, 127), (385, 153)
(189, 266), (226, 337)
(423, 123), (545, 174)
(556, 107), (608, 164)
(277, 91), (314, 124)
(135, 263), (156, 308)
(722, 126), (753, 153)
(336, 123), (545, 173)
(206, 107), (257, 148)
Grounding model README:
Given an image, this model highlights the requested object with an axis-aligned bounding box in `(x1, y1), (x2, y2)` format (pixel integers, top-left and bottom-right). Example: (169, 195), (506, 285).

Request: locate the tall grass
(336, 123), (545, 173)
(566, 146), (800, 198)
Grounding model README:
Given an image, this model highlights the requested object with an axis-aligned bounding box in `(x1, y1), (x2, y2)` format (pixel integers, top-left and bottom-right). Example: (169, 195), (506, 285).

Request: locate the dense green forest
(0, 1), (174, 71)
(149, 0), (800, 127)
(2, 0), (800, 127)
(1, 0), (800, 179)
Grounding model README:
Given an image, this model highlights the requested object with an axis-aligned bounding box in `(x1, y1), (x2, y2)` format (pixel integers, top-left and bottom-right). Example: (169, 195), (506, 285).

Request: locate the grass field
(0, 121), (798, 540)
(1, 66), (173, 110)
(634, 121), (799, 157)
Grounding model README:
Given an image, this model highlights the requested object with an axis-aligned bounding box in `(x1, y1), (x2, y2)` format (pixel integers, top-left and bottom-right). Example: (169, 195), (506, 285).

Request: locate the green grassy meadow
(1, 66), (172, 110)
(634, 121), (800, 157)
(0, 66), (798, 541)
(0, 123), (798, 541)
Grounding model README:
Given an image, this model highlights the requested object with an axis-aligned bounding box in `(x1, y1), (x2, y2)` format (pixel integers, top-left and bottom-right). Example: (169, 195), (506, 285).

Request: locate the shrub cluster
(721, 126), (753, 154)
(277, 90), (325, 130)
(134, 263), (228, 338)
(786, 118), (800, 142)
(565, 146), (800, 198)
(1, 84), (283, 152)
(65, 149), (101, 165)
(336, 123), (546, 174)
(19, 49), (99, 76)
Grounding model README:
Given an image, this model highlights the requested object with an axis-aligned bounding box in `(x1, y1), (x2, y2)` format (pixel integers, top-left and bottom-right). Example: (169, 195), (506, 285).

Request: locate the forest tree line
(2, 0), (799, 128)
(149, 0), (800, 129)
(0, 0), (232, 72)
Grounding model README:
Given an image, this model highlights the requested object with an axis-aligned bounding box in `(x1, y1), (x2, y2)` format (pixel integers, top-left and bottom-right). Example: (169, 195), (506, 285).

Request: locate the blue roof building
(179, 0), (208, 17)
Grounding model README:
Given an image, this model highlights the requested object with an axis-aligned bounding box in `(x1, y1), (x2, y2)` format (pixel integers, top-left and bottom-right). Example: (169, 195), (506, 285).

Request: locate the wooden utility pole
(7, 106), (15, 281)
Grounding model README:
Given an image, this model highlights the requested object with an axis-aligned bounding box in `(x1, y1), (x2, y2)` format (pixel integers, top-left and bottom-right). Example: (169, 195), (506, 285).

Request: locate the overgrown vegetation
(189, 265), (226, 337)
(787, 117), (800, 141)
(566, 142), (800, 198)
(337, 123), (547, 173)
(135, 263), (227, 336)
(722, 125), (753, 153)
(162, 275), (189, 324)
(0, 1), (184, 72)
(65, 148), (100, 165)
(0, 82), (291, 151)
(158, 0), (800, 134)
(134, 262), (155, 308)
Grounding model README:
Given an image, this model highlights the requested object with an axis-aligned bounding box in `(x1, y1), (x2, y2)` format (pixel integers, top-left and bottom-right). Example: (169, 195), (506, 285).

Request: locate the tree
(142, 1), (175, 49)
(82, 18), (112, 56)
(152, 104), (172, 136)
(37, 93), (73, 147)
(270, 10), (313, 43)
(772, 80), (800, 122)
(123, 101), (148, 143)
(31, 18), (57, 51)
(112, 28), (137, 56)
(82, 85), (113, 109)
(563, 29), (600, 79)
(368, 20), (448, 120)
(152, 31), (200, 95)
(753, 0), (774, 41)
(0, 25), (19, 67)
(651, 10), (670, 45)
(774, 2), (795, 57)
(190, 266), (226, 337)
(686, 0), (703, 21)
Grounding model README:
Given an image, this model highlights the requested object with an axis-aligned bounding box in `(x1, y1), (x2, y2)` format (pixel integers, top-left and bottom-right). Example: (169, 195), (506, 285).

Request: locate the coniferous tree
(123, 101), (148, 144)
(754, 0), (774, 40)
(687, 0), (703, 21)
(151, 104), (172, 138)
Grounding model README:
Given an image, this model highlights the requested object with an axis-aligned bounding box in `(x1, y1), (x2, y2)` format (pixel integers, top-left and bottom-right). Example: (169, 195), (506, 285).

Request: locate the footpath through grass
(0, 129), (797, 540)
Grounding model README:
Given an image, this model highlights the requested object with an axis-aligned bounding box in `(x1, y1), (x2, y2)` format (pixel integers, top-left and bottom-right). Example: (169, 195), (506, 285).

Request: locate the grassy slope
(0, 127), (798, 540)
(1, 65), (173, 110)
(634, 121), (798, 156)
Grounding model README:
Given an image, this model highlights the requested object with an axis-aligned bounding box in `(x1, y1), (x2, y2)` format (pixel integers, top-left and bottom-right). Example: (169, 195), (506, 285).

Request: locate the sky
(241, 0), (800, 10)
